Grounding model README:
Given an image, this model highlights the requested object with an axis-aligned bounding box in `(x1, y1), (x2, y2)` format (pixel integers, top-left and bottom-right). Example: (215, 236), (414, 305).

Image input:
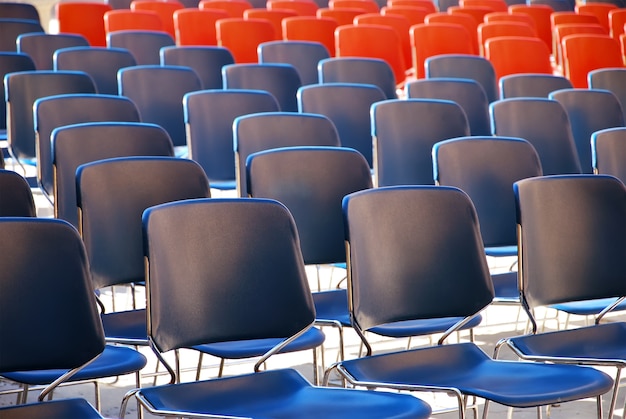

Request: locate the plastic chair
(282, 16), (338, 55)
(484, 35), (553, 80)
(509, 4), (553, 49)
(460, 0), (508, 11)
(118, 65), (202, 150)
(592, 127), (626, 183)
(325, 185), (614, 419)
(499, 73), (573, 99)
(0, 2), (40, 22)
(316, 7), (366, 25)
(448, 4), (493, 24)
(199, 0), (253, 16)
(485, 10), (537, 29)
(233, 112), (341, 196)
(258, 40), (330, 86)
(424, 11), (480, 54)
(130, 0), (184, 38)
(0, 169), (36, 216)
(297, 83), (386, 168)
(107, 30), (175, 65)
(104, 9), (163, 34)
(244, 8), (298, 38)
(318, 57), (397, 99)
(334, 24), (407, 85)
(554, 23), (606, 71)
(410, 23), (476, 78)
(381, 5), (430, 26)
(216, 18), (276, 62)
(268, 0), (319, 15)
(478, 21), (538, 55)
(561, 33), (624, 88)
(173, 8), (228, 45)
(530, 0), (573, 11)
(184, 89), (279, 191)
(53, 46), (137, 94)
(353, 13), (413, 73)
(425, 53), (498, 102)
(490, 97), (582, 175)
(222, 63), (302, 112)
(496, 174), (626, 419)
(575, 2), (617, 32)
(55, 2), (112, 47)
(387, 0), (437, 13)
(0, 52), (35, 141)
(34, 94), (141, 208)
(371, 98), (469, 186)
(0, 18), (44, 52)
(16, 32), (89, 70)
(588, 67), (626, 121)
(117, 197), (432, 419)
(160, 45), (234, 89)
(330, 0), (380, 11)
(550, 88), (625, 174)
(609, 8), (626, 39)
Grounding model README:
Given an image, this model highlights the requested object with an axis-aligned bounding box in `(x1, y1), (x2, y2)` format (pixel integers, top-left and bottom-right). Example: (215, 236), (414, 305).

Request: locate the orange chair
(561, 33), (624, 88)
(354, 13), (412, 71)
(426, 12), (480, 54)
(460, 0), (507, 12)
(387, 0), (436, 14)
(244, 8), (298, 39)
(217, 17), (276, 62)
(485, 35), (553, 80)
(509, 4), (553, 49)
(267, 0), (318, 16)
(104, 9), (163, 34)
(410, 22), (476, 78)
(550, 11), (601, 54)
(200, 0), (253, 17)
(317, 7), (366, 25)
(56, 2), (112, 46)
(478, 21), (538, 55)
(609, 9), (626, 39)
(174, 8), (228, 45)
(381, 5), (430, 26)
(575, 2), (617, 32)
(329, 0), (380, 12)
(283, 16), (338, 54)
(621, 32), (626, 65)
(448, 5), (493, 25)
(131, 0), (184, 38)
(335, 24), (407, 85)
(485, 11), (537, 32)
(554, 23), (606, 70)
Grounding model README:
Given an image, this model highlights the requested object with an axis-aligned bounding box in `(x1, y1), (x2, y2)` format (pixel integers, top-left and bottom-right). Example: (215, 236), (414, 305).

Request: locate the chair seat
(101, 308), (148, 344)
(0, 398), (103, 419)
(2, 345), (147, 385)
(137, 368), (432, 419)
(368, 315), (483, 337)
(192, 327), (325, 359)
(313, 289), (351, 326)
(550, 298), (626, 316)
(492, 271), (519, 302)
(485, 245), (517, 257)
(338, 342), (614, 408)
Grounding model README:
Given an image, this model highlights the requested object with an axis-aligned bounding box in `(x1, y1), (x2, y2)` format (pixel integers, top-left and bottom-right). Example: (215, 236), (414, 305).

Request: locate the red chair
(509, 4), (553, 49)
(448, 5), (493, 24)
(550, 11), (601, 55)
(554, 23), (606, 70)
(217, 17), (276, 62)
(329, 0), (380, 12)
(425, 11), (480, 54)
(104, 9), (163, 34)
(174, 8), (228, 45)
(621, 32), (626, 65)
(460, 0), (507, 12)
(200, 0), (253, 17)
(56, 2), (112, 46)
(354, 13), (413, 71)
(575, 2), (617, 32)
(478, 21), (538, 55)
(381, 5), (430, 26)
(387, 0), (436, 14)
(317, 7), (366, 25)
(131, 0), (184, 38)
(609, 8), (626, 39)
(561, 33), (624, 88)
(244, 8), (298, 39)
(485, 35), (553, 80)
(283, 16), (338, 54)
(485, 11), (537, 32)
(268, 0), (318, 16)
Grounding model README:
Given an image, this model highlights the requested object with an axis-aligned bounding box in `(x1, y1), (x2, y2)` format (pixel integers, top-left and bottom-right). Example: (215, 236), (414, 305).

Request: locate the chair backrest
(53, 46), (137, 95)
(561, 34), (623, 88)
(233, 112), (341, 196)
(104, 9), (164, 33)
(318, 57), (397, 99)
(550, 88), (625, 174)
(343, 186), (494, 332)
(554, 23), (606, 70)
(588, 68), (626, 122)
(484, 10), (537, 29)
(107, 30), (175, 65)
(282, 16), (338, 55)
(388, 0), (437, 13)
(131, 0), (184, 38)
(499, 73), (573, 99)
(0, 169), (36, 217)
(297, 82), (386, 168)
(53, 122), (174, 228)
(56, 2), (112, 47)
(0, 2), (40, 22)
(200, 0), (253, 16)
(514, 175), (626, 313)
(160, 45), (234, 89)
(222, 63), (302, 112)
(173, 8), (229, 45)
(425, 53), (498, 102)
(0, 18), (44, 52)
(406, 78), (490, 135)
(575, 2), (617, 32)
(330, 0), (380, 11)
(433, 136), (542, 248)
(16, 32), (89, 70)
(609, 8), (626, 39)
(382, 5), (430, 27)
(143, 198), (315, 354)
(268, 0), (319, 15)
(0, 52), (35, 131)
(184, 89), (279, 188)
(478, 21), (538, 55)
(244, 8), (298, 38)
(371, 98), (470, 187)
(77, 156), (211, 290)
(216, 18), (276, 63)
(258, 40), (330, 86)
(448, 5), (493, 24)
(118, 65), (203, 148)
(247, 146), (372, 264)
(317, 7), (371, 25)
(424, 12), (480, 55)
(490, 97), (582, 175)
(508, 4), (553, 48)
(35, 93), (141, 201)
(410, 23), (476, 79)
(5, 70), (96, 162)
(353, 13), (413, 73)
(592, 127), (626, 183)
(461, 0), (508, 11)
(485, 35), (553, 80)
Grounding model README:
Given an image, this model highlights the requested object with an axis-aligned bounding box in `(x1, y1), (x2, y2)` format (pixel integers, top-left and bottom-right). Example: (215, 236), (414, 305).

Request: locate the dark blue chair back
(318, 57), (397, 99)
(160, 45), (234, 89)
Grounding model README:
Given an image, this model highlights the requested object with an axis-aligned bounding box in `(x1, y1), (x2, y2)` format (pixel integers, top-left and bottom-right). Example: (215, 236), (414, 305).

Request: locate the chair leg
(195, 352), (204, 381)
(94, 380), (101, 411)
(607, 368), (622, 419)
(312, 347), (319, 385)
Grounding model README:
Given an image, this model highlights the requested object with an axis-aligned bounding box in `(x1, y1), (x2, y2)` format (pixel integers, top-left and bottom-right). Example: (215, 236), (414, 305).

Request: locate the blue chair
(184, 89), (279, 192)
(0, 18), (44, 52)
(371, 98), (470, 187)
(118, 65), (202, 154)
(425, 53), (498, 103)
(297, 83), (386, 167)
(317, 57), (397, 99)
(490, 97), (582, 175)
(34, 94), (141, 206)
(0, 3), (40, 22)
(592, 127), (626, 183)
(223, 63), (302, 112)
(54, 46), (136, 95)
(324, 185), (614, 419)
(0, 52), (35, 142)
(258, 40), (330, 86)
(107, 30), (175, 65)
(496, 174), (626, 419)
(234, 112), (341, 196)
(160, 45), (234, 89)
(118, 197), (432, 419)
(16, 32), (88, 70)
(588, 67), (626, 122)
(406, 78), (491, 135)
(0, 169), (36, 216)
(499, 73), (573, 99)
(550, 88), (625, 174)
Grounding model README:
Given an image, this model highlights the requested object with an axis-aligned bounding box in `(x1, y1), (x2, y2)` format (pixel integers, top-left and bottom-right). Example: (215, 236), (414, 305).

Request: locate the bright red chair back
(174, 8), (228, 45)
(131, 0), (184, 38)
(56, 2), (112, 46)
(105, 9), (163, 34)
(562, 33), (624, 88)
(485, 35), (553, 80)
(217, 17), (276, 62)
(283, 16), (338, 54)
